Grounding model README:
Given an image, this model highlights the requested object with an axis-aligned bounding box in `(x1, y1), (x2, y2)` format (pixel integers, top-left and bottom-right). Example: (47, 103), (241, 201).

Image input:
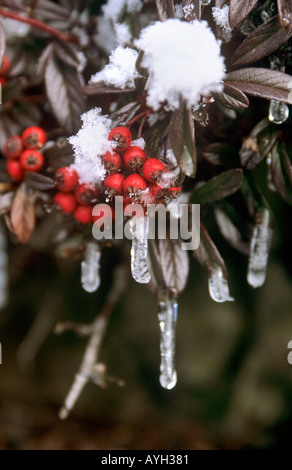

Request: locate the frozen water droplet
(269, 100), (289, 125)
(266, 155), (277, 192)
(247, 209), (272, 288)
(208, 268), (234, 303)
(158, 298), (177, 390)
(130, 217), (151, 284)
(201, 0), (211, 5)
(0, 220), (8, 309)
(81, 243), (101, 293)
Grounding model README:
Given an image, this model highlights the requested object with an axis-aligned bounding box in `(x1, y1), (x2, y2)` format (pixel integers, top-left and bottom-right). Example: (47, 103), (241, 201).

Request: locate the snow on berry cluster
(4, 126), (47, 182)
(55, 123), (180, 227)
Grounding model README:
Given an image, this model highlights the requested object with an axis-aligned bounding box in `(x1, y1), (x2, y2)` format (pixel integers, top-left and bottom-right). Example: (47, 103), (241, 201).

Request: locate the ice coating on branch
(212, 5), (233, 42)
(81, 243), (101, 293)
(90, 47), (140, 89)
(69, 108), (113, 184)
(208, 268), (234, 303)
(0, 221), (8, 310)
(129, 218), (151, 284)
(247, 209), (273, 288)
(135, 19), (225, 110)
(158, 298), (178, 390)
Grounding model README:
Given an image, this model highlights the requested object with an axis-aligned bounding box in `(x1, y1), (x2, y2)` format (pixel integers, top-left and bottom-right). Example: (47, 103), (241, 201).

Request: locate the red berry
(54, 192), (77, 214)
(74, 184), (99, 205)
(123, 146), (147, 172)
(92, 205), (115, 226)
(149, 183), (164, 202)
(102, 151), (122, 173)
(6, 160), (24, 182)
(22, 126), (46, 149)
(55, 167), (79, 192)
(166, 187), (181, 199)
(122, 174), (147, 197)
(3, 135), (23, 159)
(108, 127), (132, 152)
(74, 205), (93, 224)
(0, 77), (6, 87)
(142, 158), (166, 183)
(104, 173), (125, 195)
(0, 55), (10, 75)
(20, 150), (44, 172)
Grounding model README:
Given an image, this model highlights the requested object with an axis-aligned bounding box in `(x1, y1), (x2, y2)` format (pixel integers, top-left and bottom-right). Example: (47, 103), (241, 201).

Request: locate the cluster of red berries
(4, 126), (47, 182)
(54, 126), (180, 225)
(54, 167), (100, 224)
(103, 126), (180, 204)
(0, 55), (10, 87)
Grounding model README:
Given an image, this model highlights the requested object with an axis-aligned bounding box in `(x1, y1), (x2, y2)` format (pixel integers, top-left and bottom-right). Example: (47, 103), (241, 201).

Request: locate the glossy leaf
(229, 0), (258, 28)
(214, 83), (249, 110)
(231, 16), (292, 66)
(225, 68), (292, 104)
(191, 169), (243, 204)
(193, 222), (228, 277)
(271, 142), (292, 204)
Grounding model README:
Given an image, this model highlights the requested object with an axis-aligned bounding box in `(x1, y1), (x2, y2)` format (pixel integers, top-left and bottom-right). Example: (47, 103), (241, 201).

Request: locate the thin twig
(126, 109), (151, 128)
(58, 264), (128, 420)
(0, 8), (78, 43)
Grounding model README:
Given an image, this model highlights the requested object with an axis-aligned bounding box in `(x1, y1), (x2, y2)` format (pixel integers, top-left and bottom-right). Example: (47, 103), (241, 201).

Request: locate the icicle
(201, 0), (211, 5)
(158, 297), (177, 390)
(268, 100), (289, 125)
(247, 208), (273, 288)
(81, 243), (101, 293)
(130, 217), (151, 284)
(208, 267), (234, 303)
(0, 220), (8, 309)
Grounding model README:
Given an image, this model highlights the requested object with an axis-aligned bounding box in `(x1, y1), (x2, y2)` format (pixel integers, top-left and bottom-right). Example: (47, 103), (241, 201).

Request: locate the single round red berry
(123, 146), (147, 172)
(142, 158), (166, 183)
(22, 126), (47, 149)
(92, 205), (115, 226)
(74, 205), (93, 224)
(20, 150), (44, 172)
(108, 127), (132, 152)
(104, 173), (125, 195)
(0, 77), (6, 87)
(6, 159), (24, 182)
(74, 183), (99, 206)
(122, 174), (147, 196)
(54, 192), (77, 214)
(149, 183), (164, 202)
(0, 55), (10, 75)
(102, 151), (122, 173)
(166, 187), (181, 199)
(55, 167), (79, 192)
(3, 135), (23, 159)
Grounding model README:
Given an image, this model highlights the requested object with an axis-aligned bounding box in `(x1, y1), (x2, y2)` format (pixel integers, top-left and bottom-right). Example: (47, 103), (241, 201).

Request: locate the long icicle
(81, 243), (101, 293)
(247, 208), (273, 288)
(158, 296), (177, 390)
(130, 216), (151, 284)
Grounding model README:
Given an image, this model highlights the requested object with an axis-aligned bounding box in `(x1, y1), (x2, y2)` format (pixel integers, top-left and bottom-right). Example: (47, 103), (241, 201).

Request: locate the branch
(56, 264), (128, 420)
(0, 8), (78, 43)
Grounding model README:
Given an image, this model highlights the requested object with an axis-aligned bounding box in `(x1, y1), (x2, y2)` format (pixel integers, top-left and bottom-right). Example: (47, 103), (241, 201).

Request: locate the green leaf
(231, 15), (292, 66)
(191, 169), (243, 204)
(225, 68), (292, 104)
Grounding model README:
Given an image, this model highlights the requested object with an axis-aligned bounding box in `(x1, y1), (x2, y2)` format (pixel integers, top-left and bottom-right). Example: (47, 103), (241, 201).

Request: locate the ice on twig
(268, 100), (289, 125)
(129, 217), (151, 284)
(81, 243), (101, 293)
(158, 298), (178, 390)
(247, 208), (273, 288)
(208, 267), (234, 303)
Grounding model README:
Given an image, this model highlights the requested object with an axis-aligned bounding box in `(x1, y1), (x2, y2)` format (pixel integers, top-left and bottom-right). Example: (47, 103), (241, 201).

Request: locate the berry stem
(137, 114), (148, 139)
(0, 8), (78, 43)
(126, 109), (151, 128)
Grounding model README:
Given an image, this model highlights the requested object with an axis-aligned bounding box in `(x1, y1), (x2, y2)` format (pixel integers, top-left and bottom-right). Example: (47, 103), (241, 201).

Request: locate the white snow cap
(69, 108), (114, 184)
(90, 46), (140, 89)
(135, 19), (226, 110)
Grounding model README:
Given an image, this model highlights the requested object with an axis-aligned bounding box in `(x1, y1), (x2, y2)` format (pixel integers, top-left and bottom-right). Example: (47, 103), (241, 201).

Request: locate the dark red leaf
(214, 83), (250, 110)
(155, 0), (175, 21)
(229, 0), (258, 28)
(193, 222), (228, 277)
(277, 0), (292, 34)
(231, 15), (291, 67)
(82, 82), (133, 95)
(10, 184), (36, 244)
(271, 142), (292, 204)
(225, 68), (292, 104)
(191, 169), (243, 204)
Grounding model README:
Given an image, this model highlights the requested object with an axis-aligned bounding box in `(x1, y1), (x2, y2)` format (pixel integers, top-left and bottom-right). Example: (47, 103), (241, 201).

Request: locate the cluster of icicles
(80, 204), (273, 391)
